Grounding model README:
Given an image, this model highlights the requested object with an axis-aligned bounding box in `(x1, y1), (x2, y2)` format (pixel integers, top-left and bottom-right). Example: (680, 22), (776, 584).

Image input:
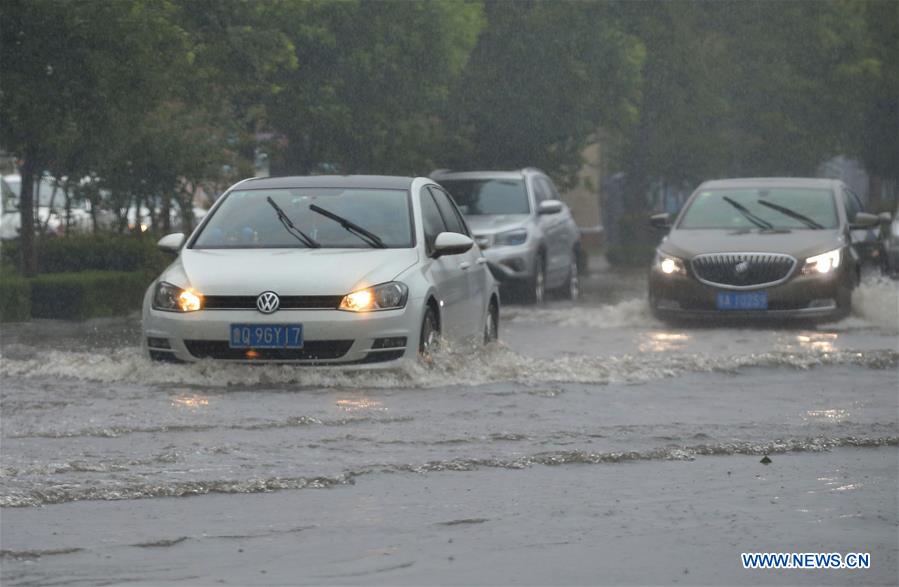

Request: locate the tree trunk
(18, 155), (38, 276)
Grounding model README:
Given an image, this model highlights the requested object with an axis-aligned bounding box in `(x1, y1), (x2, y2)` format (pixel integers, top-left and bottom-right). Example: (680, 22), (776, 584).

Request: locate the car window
(192, 187), (413, 249)
(437, 178), (529, 215)
(844, 188), (863, 221)
(428, 186), (469, 236)
(532, 177), (549, 204)
(420, 188), (447, 253)
(678, 188), (838, 230)
(538, 177), (560, 201)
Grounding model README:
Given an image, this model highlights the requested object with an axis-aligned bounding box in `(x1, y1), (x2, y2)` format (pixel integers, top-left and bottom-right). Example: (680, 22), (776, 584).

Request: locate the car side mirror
(878, 212), (892, 226)
(432, 232), (473, 257)
(157, 232), (185, 254)
(850, 212), (879, 230)
(650, 213), (671, 229)
(537, 200), (563, 215)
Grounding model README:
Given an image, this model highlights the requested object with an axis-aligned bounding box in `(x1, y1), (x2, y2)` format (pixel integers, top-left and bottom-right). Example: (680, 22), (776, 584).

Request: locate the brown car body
(648, 178), (881, 322)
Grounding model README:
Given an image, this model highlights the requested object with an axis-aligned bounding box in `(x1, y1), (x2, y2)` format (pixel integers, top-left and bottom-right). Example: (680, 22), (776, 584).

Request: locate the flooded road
(1, 272), (897, 585)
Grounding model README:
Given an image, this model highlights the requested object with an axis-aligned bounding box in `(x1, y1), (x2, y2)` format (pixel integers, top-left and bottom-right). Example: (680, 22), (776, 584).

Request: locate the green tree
(443, 0), (644, 186)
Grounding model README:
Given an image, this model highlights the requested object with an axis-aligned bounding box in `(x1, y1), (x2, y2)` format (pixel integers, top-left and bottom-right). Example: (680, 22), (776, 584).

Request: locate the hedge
(29, 270), (153, 320)
(0, 274), (32, 322)
(1, 235), (169, 275)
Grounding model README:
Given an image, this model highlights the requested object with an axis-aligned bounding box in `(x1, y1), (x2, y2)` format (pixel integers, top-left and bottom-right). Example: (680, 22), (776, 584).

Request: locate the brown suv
(648, 178), (882, 322)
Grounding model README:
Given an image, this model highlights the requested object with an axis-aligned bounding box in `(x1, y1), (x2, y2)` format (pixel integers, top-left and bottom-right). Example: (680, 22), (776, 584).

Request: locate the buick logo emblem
(734, 260), (750, 275)
(256, 291), (280, 314)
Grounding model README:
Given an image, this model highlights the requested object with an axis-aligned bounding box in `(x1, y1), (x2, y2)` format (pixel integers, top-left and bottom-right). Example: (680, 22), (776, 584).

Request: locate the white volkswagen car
(142, 175), (500, 364)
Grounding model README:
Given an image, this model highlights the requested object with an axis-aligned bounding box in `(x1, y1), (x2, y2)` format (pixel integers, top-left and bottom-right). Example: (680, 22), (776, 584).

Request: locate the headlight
(153, 281), (203, 312)
(654, 251), (686, 275)
(339, 282), (408, 312)
(802, 248), (841, 274)
(494, 228), (528, 246)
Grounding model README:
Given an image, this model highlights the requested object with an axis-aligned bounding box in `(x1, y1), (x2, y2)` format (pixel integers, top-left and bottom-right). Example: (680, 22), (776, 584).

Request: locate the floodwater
(1, 272), (897, 585)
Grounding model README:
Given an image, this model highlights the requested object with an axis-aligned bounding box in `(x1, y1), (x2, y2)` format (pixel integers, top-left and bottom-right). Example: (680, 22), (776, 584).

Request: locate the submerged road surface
(1, 272), (897, 585)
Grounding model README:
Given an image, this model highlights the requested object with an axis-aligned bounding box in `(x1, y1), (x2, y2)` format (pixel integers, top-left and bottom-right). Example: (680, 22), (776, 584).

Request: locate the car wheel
(521, 253), (546, 304)
(561, 252), (580, 301)
(484, 299), (499, 344)
(418, 306), (440, 360)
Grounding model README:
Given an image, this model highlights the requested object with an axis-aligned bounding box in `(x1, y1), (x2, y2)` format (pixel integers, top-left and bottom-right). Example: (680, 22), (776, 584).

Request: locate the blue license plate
(716, 291), (768, 310)
(229, 324), (303, 348)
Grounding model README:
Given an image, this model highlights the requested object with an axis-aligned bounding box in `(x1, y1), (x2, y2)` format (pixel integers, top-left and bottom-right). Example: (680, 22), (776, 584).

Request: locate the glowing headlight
(494, 228), (528, 246)
(802, 248), (841, 275)
(654, 251), (686, 275)
(153, 282), (203, 312)
(339, 282), (408, 312)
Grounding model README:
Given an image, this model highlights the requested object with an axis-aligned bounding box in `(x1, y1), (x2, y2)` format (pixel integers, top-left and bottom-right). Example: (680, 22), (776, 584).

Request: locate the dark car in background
(432, 168), (583, 303)
(648, 178), (882, 322)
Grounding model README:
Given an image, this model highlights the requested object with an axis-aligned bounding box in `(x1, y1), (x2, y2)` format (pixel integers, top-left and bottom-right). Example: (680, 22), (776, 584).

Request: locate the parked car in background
(883, 210), (899, 277)
(143, 175), (500, 364)
(0, 173), (103, 239)
(432, 168), (583, 303)
(648, 178), (882, 322)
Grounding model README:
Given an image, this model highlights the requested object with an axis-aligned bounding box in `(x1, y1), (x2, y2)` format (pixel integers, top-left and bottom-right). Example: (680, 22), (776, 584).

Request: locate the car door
(419, 186), (471, 341)
(429, 186), (485, 335)
(534, 176), (568, 284)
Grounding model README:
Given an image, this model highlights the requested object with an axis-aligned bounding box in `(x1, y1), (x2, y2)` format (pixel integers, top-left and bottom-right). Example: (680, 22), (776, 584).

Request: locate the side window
(539, 177), (561, 201)
(532, 178), (549, 204)
(429, 187), (469, 236)
(843, 189), (861, 221)
(420, 188), (447, 253)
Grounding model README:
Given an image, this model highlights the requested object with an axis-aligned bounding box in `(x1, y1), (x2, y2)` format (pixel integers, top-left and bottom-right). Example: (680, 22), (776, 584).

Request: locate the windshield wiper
(309, 204), (386, 248)
(756, 199), (824, 229)
(722, 196), (774, 230)
(266, 197), (320, 248)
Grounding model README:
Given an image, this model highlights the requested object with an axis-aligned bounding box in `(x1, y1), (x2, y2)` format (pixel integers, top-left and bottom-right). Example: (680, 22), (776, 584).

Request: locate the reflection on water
(796, 332), (838, 353)
(170, 393), (211, 409)
(639, 332), (691, 353)
(806, 409), (849, 421)
(336, 397), (386, 412)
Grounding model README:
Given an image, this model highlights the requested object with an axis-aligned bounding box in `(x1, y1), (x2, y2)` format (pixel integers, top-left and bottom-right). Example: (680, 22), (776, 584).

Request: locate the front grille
(691, 253), (796, 289)
(202, 295), (342, 310)
(184, 340), (353, 361)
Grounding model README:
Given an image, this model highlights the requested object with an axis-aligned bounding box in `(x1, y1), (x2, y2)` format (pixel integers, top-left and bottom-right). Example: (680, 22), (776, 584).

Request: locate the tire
(418, 305), (440, 360)
(560, 251), (580, 301)
(521, 253), (546, 304)
(484, 299), (499, 344)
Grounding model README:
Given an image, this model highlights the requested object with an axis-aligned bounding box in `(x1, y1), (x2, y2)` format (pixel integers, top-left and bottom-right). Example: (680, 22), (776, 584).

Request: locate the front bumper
(648, 267), (852, 322)
(142, 300), (422, 365)
(478, 242), (536, 282)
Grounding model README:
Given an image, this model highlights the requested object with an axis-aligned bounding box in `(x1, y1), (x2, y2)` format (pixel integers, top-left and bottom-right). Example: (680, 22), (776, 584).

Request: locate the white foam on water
(1, 340), (894, 390)
(504, 298), (657, 329)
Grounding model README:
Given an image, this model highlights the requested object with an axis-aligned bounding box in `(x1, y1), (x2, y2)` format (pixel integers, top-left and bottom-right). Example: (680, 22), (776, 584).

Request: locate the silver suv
(432, 168), (583, 303)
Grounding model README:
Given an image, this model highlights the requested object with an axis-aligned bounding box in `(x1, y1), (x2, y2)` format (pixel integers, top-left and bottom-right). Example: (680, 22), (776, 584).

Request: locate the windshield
(438, 179), (530, 215)
(678, 188), (838, 230)
(192, 188), (413, 249)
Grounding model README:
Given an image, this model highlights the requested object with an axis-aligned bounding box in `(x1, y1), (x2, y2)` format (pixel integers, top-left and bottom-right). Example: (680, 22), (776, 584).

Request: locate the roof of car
(698, 177), (843, 190)
(235, 175), (416, 190)
(430, 168), (544, 181)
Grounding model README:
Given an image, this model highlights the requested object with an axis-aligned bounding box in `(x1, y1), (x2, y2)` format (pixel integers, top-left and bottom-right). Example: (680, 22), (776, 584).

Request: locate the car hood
(170, 248), (419, 295)
(465, 214), (530, 235)
(661, 229), (846, 260)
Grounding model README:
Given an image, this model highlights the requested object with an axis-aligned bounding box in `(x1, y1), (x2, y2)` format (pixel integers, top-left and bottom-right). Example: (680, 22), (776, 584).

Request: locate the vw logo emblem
(734, 260), (750, 275)
(256, 291), (280, 314)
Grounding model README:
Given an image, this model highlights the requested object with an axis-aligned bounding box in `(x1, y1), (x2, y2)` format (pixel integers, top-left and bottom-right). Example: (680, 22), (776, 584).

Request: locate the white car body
(142, 175), (500, 365)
